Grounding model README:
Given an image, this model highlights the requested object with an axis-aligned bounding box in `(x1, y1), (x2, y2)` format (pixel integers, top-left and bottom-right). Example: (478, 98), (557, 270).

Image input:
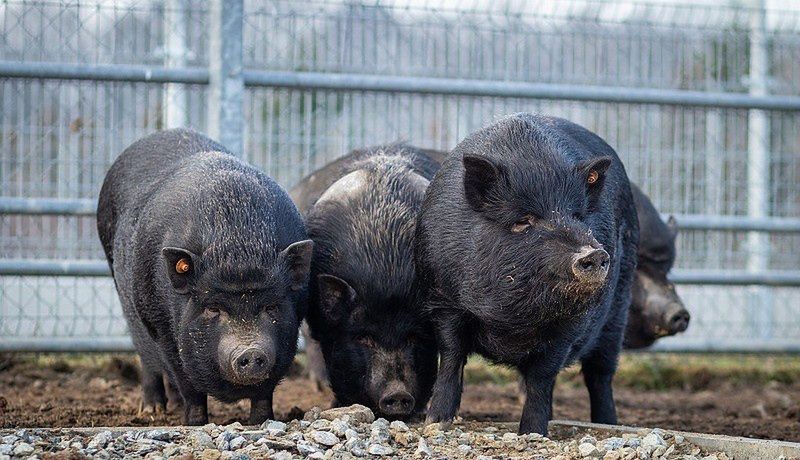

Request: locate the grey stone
(458, 444), (472, 453)
(389, 420), (409, 432)
(310, 419), (331, 430)
(367, 444), (394, 456)
(270, 452), (294, 460)
(344, 429), (359, 441)
(578, 442), (602, 458)
(641, 433), (666, 449)
(229, 436), (247, 450)
(311, 431), (339, 447)
(225, 422), (245, 431)
(345, 438), (368, 457)
(0, 445), (12, 456)
(331, 419), (350, 437)
(580, 435), (598, 446)
(319, 405), (375, 424)
(261, 420), (287, 433)
(430, 433), (447, 445)
(371, 418), (389, 430)
(625, 437), (641, 448)
(187, 431), (215, 449)
(0, 436), (16, 445)
(297, 439), (320, 456)
(13, 443), (35, 456)
(145, 429), (173, 441)
(603, 437), (626, 450)
(415, 438), (433, 457)
(502, 433), (518, 443)
(304, 406), (322, 422)
(88, 430), (113, 449)
(526, 433), (544, 442)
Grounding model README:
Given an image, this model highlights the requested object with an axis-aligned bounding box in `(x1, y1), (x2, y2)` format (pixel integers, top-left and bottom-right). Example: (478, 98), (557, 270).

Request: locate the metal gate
(2, 0), (800, 352)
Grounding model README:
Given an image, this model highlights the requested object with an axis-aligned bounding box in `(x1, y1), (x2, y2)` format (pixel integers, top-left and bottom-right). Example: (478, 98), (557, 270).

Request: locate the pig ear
(576, 156), (612, 192)
(161, 247), (198, 294)
(317, 274), (356, 324)
(280, 239), (314, 291)
(666, 215), (679, 238)
(463, 154), (501, 211)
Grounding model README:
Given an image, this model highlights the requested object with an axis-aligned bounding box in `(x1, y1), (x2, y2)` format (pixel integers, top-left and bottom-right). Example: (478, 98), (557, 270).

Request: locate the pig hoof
(138, 402), (166, 416)
(166, 399), (183, 412)
(423, 417), (453, 432)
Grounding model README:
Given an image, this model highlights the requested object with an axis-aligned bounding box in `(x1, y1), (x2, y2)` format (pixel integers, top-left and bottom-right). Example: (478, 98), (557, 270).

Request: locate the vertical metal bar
(747, 0), (773, 340)
(208, 0), (244, 156)
(164, 0), (189, 129)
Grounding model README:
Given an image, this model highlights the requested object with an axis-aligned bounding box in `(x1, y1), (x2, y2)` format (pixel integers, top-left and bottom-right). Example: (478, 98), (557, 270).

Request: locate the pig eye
(202, 306), (221, 319)
(511, 217), (532, 234)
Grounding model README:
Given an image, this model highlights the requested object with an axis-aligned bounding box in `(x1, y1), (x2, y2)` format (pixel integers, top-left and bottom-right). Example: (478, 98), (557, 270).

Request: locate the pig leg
(580, 349), (618, 425)
(249, 391), (274, 425)
(182, 390), (208, 425)
(302, 323), (329, 392)
(518, 369), (556, 435)
(581, 307), (626, 425)
(163, 375), (182, 412)
(138, 366), (166, 415)
(425, 309), (469, 429)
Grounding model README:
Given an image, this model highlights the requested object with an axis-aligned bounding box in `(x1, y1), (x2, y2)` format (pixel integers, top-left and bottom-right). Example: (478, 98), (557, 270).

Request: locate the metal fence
(1, 0), (800, 352)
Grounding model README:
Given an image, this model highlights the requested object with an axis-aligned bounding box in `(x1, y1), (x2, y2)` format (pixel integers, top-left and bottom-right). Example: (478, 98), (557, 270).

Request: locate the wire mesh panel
(1, 0), (800, 351)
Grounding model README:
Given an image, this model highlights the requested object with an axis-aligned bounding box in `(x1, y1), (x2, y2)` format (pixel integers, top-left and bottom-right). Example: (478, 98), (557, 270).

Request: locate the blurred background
(1, 0), (799, 353)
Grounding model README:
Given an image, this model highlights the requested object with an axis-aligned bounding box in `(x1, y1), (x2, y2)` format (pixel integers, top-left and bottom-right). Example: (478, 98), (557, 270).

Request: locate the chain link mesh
(1, 0), (799, 351)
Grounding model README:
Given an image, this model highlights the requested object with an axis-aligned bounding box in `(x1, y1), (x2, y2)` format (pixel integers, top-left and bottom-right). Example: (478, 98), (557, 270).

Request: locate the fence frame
(1, 0), (799, 352)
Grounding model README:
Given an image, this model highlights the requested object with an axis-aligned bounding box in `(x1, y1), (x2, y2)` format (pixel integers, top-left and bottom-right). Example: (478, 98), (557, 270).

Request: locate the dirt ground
(1, 354), (799, 443)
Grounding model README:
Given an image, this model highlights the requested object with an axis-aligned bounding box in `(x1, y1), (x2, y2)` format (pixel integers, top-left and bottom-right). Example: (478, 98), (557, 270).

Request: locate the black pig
(97, 129), (313, 425)
(415, 113), (639, 435)
(290, 144), (439, 419)
(624, 184), (689, 348)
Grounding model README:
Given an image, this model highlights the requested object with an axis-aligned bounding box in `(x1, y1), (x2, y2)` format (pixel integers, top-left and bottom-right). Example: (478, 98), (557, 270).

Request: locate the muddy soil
(1, 355), (798, 442)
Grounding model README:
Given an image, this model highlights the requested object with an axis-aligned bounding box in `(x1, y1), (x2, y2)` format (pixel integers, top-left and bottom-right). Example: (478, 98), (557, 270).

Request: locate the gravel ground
(0, 405), (733, 460)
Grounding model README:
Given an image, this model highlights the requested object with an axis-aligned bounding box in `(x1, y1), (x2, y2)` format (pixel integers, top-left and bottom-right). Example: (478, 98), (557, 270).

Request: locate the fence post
(207, 0), (244, 156)
(163, 0), (190, 129)
(747, 0), (773, 339)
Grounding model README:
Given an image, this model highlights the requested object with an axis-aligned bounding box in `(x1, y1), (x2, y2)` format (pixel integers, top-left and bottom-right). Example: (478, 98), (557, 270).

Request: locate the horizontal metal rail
(0, 197), (97, 216)
(0, 259), (110, 276)
(669, 269), (800, 286)
(669, 213), (800, 232)
(2, 258), (800, 286)
(0, 61), (208, 84)
(242, 69), (800, 111)
(4, 197), (800, 233)
(650, 338), (800, 353)
(0, 337), (133, 352)
(2, 61), (800, 110)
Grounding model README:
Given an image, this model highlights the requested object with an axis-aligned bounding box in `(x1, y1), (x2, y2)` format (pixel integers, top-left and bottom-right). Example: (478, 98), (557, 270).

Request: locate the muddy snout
(664, 303), (690, 335)
(571, 246), (610, 285)
(219, 338), (275, 386)
(378, 381), (415, 417)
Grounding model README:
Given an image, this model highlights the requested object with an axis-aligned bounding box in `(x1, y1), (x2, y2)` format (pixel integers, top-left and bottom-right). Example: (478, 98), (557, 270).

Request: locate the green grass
(463, 353), (800, 390)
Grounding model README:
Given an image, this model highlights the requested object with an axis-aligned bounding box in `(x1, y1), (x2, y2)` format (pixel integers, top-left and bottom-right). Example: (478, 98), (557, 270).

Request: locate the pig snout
(378, 381), (415, 416)
(232, 348), (272, 383)
(665, 304), (690, 334)
(571, 246), (610, 285)
(219, 336), (275, 386)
